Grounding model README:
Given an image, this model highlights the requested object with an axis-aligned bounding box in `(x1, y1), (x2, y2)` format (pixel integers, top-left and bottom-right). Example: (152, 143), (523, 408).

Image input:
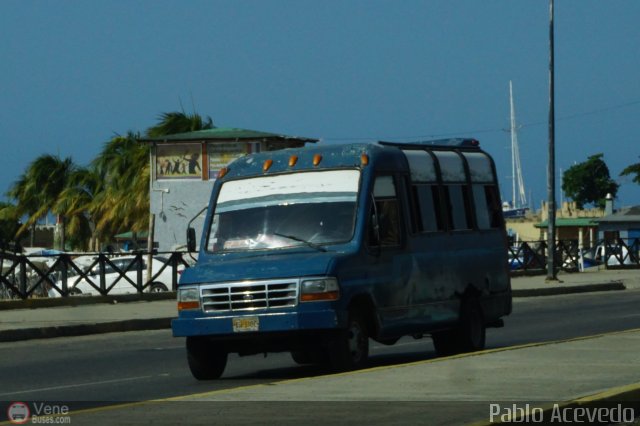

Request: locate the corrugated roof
(139, 127), (318, 143)
(535, 218), (600, 228)
(114, 231), (149, 240)
(596, 206), (640, 223)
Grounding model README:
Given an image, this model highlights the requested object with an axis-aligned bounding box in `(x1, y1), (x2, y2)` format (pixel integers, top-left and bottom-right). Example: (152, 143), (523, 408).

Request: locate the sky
(2, 0), (639, 210)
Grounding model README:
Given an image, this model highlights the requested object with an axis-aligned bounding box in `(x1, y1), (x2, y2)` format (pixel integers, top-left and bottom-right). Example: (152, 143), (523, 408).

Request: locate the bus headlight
(178, 287), (200, 311)
(300, 277), (340, 302)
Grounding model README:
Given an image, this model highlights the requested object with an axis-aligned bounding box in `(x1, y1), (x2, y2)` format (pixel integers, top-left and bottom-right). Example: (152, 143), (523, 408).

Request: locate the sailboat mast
(510, 81), (517, 208)
(509, 81), (527, 209)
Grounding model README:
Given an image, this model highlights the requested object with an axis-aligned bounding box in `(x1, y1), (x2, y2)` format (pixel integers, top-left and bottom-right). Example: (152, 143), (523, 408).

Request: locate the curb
(0, 283), (627, 343)
(0, 292), (176, 311)
(0, 318), (173, 342)
(511, 281), (625, 297)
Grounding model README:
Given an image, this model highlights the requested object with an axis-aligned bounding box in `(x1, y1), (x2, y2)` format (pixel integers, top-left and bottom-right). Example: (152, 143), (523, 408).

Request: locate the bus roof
(219, 139), (486, 180)
(378, 138), (480, 149)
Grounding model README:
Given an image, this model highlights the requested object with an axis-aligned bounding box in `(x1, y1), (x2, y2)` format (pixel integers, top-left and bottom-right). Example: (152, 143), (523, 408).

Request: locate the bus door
(366, 175), (413, 336)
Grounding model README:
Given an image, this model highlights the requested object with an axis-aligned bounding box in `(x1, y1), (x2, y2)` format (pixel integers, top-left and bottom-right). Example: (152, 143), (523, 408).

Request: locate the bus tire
(291, 351), (313, 365)
(328, 310), (369, 371)
(432, 329), (459, 357)
(433, 297), (485, 356)
(186, 337), (228, 380)
(458, 297), (486, 353)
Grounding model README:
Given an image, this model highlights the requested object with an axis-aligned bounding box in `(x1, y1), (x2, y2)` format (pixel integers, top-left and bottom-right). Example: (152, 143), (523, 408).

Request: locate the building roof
(114, 231), (149, 240)
(596, 206), (640, 223)
(535, 217), (600, 228)
(138, 127), (318, 143)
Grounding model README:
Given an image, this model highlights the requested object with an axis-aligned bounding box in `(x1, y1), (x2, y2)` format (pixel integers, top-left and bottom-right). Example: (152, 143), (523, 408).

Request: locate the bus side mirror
(187, 227), (197, 252)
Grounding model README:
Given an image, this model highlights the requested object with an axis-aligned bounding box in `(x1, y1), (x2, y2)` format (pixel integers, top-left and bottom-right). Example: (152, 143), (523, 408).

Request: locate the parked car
(48, 255), (181, 297)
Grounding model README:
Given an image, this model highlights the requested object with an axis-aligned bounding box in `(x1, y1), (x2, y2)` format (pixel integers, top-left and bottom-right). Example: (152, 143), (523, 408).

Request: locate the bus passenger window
(368, 176), (402, 247)
(413, 184), (441, 232)
(484, 185), (503, 228)
(446, 185), (472, 230)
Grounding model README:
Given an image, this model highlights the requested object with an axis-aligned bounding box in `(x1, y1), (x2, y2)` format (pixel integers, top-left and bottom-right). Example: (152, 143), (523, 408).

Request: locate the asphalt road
(2, 289), (640, 406)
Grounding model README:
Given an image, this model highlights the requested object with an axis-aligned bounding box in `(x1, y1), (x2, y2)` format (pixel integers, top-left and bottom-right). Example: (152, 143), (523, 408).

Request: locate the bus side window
(368, 176), (402, 248)
(484, 185), (503, 228)
(411, 184), (443, 232)
(446, 184), (472, 230)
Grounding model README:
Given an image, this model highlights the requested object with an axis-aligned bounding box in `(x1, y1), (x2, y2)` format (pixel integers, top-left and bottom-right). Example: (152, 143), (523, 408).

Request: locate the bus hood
(180, 251), (338, 284)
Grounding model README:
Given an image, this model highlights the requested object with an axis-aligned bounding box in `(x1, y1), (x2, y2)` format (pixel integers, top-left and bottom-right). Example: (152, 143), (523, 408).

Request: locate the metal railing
(0, 250), (193, 300)
(508, 238), (640, 274)
(2, 237), (638, 300)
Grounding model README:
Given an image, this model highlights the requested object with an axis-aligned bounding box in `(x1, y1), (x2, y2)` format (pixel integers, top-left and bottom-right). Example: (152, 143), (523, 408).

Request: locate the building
(595, 205), (640, 245)
(139, 127), (317, 251)
(534, 217), (599, 249)
(504, 201), (604, 247)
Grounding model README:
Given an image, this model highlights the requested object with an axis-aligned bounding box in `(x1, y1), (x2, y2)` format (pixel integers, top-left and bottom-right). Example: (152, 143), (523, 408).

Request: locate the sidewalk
(0, 268), (638, 342)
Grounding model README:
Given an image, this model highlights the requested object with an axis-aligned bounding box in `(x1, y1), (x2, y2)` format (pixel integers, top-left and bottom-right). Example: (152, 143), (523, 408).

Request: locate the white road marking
(0, 375), (158, 397)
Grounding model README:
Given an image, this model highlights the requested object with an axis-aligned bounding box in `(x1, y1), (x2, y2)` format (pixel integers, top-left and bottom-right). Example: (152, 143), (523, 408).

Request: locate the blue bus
(172, 139), (512, 379)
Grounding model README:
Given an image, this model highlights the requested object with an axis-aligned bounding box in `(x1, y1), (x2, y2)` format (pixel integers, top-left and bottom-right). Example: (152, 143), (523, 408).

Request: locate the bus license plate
(232, 316), (259, 332)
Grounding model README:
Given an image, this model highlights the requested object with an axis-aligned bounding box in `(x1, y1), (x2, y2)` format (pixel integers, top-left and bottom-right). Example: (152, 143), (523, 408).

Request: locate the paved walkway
(0, 268), (638, 342)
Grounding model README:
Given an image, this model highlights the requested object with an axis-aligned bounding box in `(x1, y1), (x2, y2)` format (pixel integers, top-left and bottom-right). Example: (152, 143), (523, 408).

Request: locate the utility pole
(546, 0), (558, 281)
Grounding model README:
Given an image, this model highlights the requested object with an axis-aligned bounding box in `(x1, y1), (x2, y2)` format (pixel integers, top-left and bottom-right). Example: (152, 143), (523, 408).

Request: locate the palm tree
(91, 132), (150, 241)
(620, 160), (640, 185)
(146, 111), (214, 138)
(0, 202), (20, 247)
(53, 167), (103, 251)
(8, 155), (77, 249)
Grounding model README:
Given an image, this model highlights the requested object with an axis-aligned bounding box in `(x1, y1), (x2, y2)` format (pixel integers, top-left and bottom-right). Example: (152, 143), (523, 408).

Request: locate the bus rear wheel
(433, 297), (485, 357)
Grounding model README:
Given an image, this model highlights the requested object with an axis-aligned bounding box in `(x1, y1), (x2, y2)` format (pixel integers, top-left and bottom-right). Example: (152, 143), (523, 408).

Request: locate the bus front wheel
(328, 310), (369, 371)
(186, 337), (228, 380)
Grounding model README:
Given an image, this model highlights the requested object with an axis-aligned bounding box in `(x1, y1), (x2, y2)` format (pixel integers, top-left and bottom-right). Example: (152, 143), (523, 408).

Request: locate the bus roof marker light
(313, 154), (322, 166)
(361, 153), (369, 166)
(217, 167), (229, 179)
(289, 155), (298, 167)
(263, 159), (273, 172)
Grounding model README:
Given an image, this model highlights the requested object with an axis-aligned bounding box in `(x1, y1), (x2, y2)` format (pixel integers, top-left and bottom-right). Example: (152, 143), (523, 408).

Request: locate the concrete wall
(150, 180), (214, 251)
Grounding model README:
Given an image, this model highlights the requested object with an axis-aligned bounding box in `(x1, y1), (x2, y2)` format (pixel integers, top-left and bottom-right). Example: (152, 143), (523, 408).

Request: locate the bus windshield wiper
(274, 233), (327, 252)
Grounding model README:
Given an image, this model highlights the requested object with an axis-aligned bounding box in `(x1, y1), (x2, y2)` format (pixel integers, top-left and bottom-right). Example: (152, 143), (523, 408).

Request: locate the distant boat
(502, 81), (528, 219)
(502, 203), (529, 219)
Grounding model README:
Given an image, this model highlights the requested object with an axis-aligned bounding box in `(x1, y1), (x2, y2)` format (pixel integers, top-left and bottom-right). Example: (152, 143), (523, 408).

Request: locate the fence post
(137, 253), (143, 293)
(99, 254), (106, 294)
(19, 256), (27, 299)
(61, 254), (68, 295)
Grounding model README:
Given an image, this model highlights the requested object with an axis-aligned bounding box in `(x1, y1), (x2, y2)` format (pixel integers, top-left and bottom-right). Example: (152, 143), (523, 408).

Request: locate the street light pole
(546, 0), (557, 281)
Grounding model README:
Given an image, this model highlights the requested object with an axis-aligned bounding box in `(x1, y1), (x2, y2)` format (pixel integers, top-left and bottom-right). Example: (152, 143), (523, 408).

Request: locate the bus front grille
(200, 279), (299, 312)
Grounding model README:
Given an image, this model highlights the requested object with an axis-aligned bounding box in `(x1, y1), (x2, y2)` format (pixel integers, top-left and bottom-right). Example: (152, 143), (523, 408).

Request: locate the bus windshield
(206, 169), (360, 253)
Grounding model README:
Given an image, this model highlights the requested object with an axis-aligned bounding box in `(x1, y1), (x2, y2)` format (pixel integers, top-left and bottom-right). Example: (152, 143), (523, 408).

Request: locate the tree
(562, 153), (619, 209)
(620, 160), (640, 185)
(146, 111), (214, 138)
(7, 155), (77, 249)
(0, 202), (20, 246)
(91, 132), (150, 240)
(54, 167), (103, 251)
